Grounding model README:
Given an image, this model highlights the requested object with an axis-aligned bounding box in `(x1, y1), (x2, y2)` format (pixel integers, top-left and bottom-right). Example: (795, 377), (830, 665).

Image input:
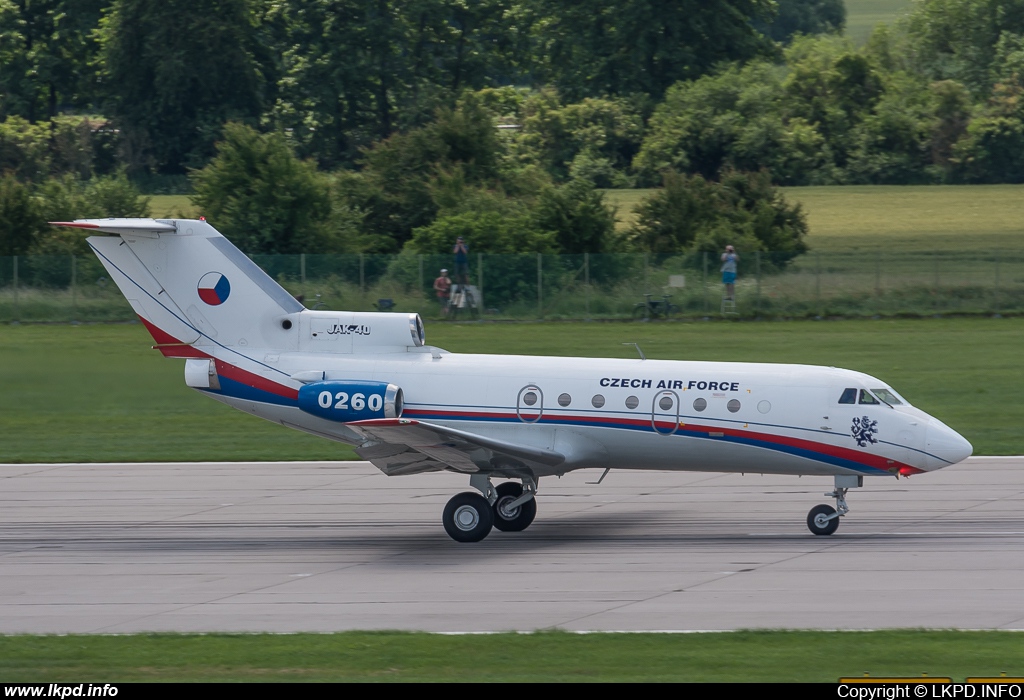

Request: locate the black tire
(492, 482), (538, 532)
(632, 304), (649, 321)
(666, 304), (680, 317)
(442, 492), (494, 542)
(807, 504), (839, 536)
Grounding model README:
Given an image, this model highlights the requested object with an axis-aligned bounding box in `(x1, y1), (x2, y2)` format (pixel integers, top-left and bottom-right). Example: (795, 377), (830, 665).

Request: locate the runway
(1, 457), (1022, 634)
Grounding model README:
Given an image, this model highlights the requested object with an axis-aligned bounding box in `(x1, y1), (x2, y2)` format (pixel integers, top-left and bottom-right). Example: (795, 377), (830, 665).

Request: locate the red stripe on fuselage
(214, 359), (298, 400)
(137, 316), (297, 400)
(405, 407), (924, 475)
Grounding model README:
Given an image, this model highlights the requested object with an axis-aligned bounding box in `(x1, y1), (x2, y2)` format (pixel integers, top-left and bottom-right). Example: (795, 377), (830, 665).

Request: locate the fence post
(12, 255), (18, 322)
(994, 255), (1000, 315)
(702, 252), (708, 315)
(816, 251), (822, 317)
(755, 251), (761, 316)
(584, 252), (590, 321)
(300, 253), (306, 288)
(71, 255), (77, 323)
(537, 253), (543, 319)
(875, 249), (881, 316)
(359, 253), (365, 303)
(477, 252), (484, 313)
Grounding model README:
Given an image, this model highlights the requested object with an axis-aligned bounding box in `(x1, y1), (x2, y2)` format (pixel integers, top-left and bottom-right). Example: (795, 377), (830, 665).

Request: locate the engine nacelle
(297, 380), (403, 423)
(298, 311), (425, 354)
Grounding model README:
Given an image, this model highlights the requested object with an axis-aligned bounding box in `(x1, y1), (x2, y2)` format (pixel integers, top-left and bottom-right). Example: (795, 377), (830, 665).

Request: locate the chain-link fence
(2, 250), (1021, 322)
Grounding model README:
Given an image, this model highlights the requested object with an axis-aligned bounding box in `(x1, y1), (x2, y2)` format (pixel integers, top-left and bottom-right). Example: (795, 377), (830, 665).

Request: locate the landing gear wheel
(807, 504), (839, 536)
(443, 492), (494, 542)
(492, 482), (537, 532)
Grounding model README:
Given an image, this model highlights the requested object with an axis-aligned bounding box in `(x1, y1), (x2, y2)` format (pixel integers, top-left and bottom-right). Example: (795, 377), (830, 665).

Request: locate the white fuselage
(201, 335), (968, 480)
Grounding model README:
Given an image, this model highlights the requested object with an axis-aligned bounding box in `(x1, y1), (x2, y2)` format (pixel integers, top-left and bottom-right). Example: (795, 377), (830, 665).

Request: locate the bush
(191, 123), (362, 254)
(628, 170), (808, 268)
(0, 117), (51, 182)
(0, 174), (44, 255)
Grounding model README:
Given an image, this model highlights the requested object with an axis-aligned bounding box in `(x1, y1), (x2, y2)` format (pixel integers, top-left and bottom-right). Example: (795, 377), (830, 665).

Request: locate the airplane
(50, 217), (974, 542)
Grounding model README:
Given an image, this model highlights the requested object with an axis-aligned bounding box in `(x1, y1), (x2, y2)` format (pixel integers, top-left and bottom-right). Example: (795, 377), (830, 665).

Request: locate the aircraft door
(516, 385), (543, 423)
(652, 390), (679, 435)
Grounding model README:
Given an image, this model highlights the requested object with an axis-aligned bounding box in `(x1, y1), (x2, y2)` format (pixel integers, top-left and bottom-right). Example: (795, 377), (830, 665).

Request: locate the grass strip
(1, 630), (1022, 682)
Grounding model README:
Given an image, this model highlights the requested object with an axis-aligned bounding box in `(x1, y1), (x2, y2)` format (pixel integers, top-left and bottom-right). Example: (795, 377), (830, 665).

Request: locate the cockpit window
(858, 389), (880, 405)
(871, 388), (904, 405)
(838, 388), (857, 404)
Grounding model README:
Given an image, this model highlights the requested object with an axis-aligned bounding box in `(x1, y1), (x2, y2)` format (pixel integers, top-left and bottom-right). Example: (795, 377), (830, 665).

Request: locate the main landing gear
(442, 474), (538, 542)
(807, 475), (863, 536)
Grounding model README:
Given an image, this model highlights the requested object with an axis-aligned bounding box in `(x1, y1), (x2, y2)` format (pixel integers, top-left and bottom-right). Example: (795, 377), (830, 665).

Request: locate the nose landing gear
(806, 475), (862, 536)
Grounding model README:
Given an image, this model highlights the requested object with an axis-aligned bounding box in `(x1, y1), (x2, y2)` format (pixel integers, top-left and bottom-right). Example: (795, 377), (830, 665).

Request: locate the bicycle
(632, 293), (679, 321)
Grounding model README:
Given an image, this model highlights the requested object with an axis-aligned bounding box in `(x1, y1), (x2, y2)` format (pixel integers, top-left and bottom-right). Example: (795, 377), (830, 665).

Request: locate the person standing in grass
(433, 268), (452, 317)
(721, 245), (739, 300)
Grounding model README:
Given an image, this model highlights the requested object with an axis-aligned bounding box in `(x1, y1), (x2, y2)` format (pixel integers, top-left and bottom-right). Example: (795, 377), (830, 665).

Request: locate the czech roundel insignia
(197, 272), (230, 306)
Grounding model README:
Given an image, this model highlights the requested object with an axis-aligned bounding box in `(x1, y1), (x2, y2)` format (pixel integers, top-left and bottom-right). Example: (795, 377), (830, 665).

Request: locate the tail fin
(51, 218), (303, 357)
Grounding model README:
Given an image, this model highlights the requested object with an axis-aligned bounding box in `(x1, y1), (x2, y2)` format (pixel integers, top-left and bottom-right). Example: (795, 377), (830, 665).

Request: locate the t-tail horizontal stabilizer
(51, 218), (304, 356)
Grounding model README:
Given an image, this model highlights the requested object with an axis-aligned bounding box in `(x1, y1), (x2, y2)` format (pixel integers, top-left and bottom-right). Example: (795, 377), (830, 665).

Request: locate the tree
(0, 173), (42, 254)
(353, 97), (504, 249)
(903, 0), (1024, 96)
(782, 36), (885, 171)
(512, 89), (644, 185)
(634, 61), (830, 186)
(99, 0), (264, 173)
(191, 123), (360, 254)
(0, 1), (107, 123)
(30, 172), (151, 256)
(533, 178), (617, 253)
(628, 169), (807, 263)
(528, 0), (775, 101)
(266, 0), (528, 169)
(950, 80), (1024, 182)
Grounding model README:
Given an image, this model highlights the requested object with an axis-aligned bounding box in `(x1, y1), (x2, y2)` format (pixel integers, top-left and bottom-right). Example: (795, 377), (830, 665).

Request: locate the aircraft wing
(347, 418), (565, 477)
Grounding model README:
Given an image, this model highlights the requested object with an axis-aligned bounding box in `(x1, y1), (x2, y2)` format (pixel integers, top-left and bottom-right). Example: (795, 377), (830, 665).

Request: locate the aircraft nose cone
(925, 420), (973, 468)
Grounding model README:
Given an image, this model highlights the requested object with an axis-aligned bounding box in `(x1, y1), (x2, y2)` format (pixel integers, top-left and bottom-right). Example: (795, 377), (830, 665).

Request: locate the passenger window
(693, 398), (707, 412)
(592, 394), (605, 408)
(859, 389), (879, 405)
(558, 393), (571, 407)
(838, 388), (857, 404)
(727, 399), (741, 413)
(625, 396), (639, 409)
(522, 391), (538, 406)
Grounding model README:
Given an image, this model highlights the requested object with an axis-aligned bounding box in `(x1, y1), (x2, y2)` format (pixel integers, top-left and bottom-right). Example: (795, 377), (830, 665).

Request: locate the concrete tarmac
(1, 457), (1022, 634)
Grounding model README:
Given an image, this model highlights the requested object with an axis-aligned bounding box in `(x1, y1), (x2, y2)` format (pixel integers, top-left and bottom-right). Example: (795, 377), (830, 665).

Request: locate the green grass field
(0, 317), (1019, 462)
(0, 630), (1021, 682)
(148, 194), (196, 218)
(604, 185), (1024, 251)
(158, 183), (1024, 253)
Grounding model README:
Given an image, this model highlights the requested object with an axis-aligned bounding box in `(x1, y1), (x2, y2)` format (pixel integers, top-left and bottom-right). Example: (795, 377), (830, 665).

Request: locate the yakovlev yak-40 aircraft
(52, 218), (974, 542)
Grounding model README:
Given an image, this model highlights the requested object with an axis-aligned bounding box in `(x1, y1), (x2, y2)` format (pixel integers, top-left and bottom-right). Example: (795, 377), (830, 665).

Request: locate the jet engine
(297, 380), (403, 423)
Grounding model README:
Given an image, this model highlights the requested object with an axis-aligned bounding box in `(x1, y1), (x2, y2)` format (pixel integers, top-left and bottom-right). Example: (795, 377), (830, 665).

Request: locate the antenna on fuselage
(623, 343), (646, 360)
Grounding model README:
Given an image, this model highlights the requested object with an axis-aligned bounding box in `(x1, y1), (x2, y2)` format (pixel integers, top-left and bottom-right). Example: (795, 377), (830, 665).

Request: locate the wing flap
(348, 418), (565, 476)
